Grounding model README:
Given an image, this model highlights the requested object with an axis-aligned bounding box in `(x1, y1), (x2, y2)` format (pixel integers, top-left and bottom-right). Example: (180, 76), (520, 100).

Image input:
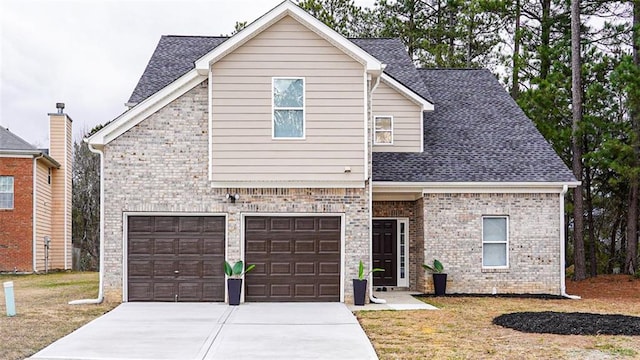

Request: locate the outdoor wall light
(226, 193), (240, 203)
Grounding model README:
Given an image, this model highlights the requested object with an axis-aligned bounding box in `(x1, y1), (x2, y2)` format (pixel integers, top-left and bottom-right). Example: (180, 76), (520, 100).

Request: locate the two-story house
(0, 104), (73, 273)
(86, 1), (578, 303)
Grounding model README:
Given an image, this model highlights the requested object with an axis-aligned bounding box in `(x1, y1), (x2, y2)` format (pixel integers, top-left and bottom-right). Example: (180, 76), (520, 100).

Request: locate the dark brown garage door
(127, 216), (225, 302)
(245, 216), (341, 302)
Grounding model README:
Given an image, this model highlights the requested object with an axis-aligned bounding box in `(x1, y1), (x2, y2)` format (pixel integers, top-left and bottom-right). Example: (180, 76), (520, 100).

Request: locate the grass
(0, 272), (117, 360)
(357, 275), (640, 359)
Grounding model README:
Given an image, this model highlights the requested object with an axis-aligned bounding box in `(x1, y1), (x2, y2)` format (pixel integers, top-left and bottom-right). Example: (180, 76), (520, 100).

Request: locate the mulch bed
(415, 293), (566, 300)
(493, 311), (640, 335)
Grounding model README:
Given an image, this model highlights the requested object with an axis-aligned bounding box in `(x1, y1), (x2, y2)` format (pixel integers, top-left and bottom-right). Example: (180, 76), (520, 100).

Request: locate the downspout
(560, 184), (580, 299)
(368, 73), (386, 304)
(33, 154), (44, 273)
(69, 142), (104, 304)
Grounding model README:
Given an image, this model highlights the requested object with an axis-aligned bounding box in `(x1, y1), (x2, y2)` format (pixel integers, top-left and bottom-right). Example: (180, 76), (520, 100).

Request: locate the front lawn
(357, 275), (640, 359)
(0, 272), (117, 360)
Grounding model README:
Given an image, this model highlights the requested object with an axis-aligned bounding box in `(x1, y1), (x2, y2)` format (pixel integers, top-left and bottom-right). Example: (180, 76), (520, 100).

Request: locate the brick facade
(0, 158), (33, 272)
(422, 193), (561, 294)
(102, 83), (371, 302)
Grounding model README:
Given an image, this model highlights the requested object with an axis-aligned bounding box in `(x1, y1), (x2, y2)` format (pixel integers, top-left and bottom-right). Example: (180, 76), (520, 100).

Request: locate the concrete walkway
(348, 291), (438, 311)
(30, 302), (378, 360)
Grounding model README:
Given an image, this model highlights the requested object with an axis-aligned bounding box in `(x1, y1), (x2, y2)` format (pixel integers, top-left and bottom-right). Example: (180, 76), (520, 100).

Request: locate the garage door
(127, 216), (225, 302)
(244, 216), (341, 302)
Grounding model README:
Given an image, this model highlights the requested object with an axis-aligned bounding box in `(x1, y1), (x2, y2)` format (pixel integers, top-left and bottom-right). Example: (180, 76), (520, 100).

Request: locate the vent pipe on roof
(56, 103), (65, 114)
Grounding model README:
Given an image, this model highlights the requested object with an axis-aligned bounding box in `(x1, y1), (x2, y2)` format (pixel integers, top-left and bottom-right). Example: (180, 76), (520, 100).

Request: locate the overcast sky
(0, 0), (375, 147)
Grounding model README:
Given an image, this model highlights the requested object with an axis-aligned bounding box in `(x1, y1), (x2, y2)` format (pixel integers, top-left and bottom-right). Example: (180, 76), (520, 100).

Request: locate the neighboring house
(0, 104), (73, 272)
(86, 1), (578, 303)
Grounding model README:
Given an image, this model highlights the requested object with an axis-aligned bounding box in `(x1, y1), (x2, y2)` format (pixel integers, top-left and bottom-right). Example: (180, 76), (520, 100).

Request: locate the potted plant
(224, 260), (255, 305)
(353, 260), (384, 306)
(422, 259), (447, 296)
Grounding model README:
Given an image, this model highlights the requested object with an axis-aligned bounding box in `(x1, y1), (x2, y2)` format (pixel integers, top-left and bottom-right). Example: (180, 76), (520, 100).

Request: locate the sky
(0, 0), (376, 147)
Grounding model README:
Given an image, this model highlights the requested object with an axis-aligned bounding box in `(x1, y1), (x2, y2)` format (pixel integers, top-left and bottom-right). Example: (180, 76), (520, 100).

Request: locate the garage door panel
(204, 238), (224, 254)
(245, 216), (341, 302)
(127, 216), (225, 302)
(154, 217), (177, 232)
(178, 238), (201, 254)
(154, 239), (175, 254)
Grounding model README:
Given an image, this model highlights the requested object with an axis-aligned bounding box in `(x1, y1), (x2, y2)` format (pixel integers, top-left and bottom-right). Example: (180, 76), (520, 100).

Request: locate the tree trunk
(626, 0), (640, 275)
(570, 0), (587, 280)
(511, 0), (521, 99)
(585, 157), (597, 276)
(540, 0), (552, 80)
(607, 214), (620, 274)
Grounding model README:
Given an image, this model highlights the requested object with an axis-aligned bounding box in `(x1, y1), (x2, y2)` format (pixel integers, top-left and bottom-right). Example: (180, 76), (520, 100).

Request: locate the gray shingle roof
(372, 69), (577, 182)
(128, 36), (228, 104)
(350, 38), (431, 102)
(0, 126), (38, 151)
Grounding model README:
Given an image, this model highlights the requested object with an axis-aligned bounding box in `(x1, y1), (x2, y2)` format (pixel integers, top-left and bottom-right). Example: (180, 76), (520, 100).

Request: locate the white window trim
(0, 176), (14, 210)
(272, 77), (306, 140)
(481, 215), (509, 269)
(373, 115), (393, 145)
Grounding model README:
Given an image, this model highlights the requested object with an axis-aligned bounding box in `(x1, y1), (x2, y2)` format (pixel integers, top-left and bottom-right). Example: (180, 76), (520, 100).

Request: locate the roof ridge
(162, 35), (229, 39)
(418, 67), (486, 71)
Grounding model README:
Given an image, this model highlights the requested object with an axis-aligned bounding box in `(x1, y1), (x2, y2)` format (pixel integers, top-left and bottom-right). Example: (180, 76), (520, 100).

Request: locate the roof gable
(192, 1), (383, 76)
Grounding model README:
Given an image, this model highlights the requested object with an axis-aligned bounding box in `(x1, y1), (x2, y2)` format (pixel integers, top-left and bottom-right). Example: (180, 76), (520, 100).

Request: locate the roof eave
(373, 181), (581, 193)
(380, 73), (433, 111)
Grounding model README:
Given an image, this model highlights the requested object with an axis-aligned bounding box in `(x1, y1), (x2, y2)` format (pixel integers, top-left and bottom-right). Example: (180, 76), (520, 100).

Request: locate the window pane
(274, 79), (303, 107)
(274, 110), (304, 138)
(483, 217), (506, 242)
(483, 243), (506, 266)
(0, 176), (13, 192)
(0, 193), (13, 209)
(375, 117), (392, 131)
(375, 131), (392, 144)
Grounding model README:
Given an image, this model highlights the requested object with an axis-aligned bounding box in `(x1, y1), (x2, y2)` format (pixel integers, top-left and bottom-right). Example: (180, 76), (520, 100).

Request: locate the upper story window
(0, 176), (14, 209)
(374, 116), (393, 145)
(482, 216), (508, 268)
(273, 78), (305, 139)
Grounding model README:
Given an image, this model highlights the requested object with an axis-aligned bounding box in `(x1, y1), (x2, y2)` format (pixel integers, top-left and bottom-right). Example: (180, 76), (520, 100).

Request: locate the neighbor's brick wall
(0, 158), (33, 272)
(423, 193), (561, 295)
(373, 200), (424, 291)
(102, 82), (370, 302)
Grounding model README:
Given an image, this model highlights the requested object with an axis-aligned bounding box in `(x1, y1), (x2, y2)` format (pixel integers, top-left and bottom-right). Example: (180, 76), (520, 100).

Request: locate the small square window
(0, 176), (14, 209)
(374, 116), (393, 145)
(482, 216), (508, 268)
(273, 78), (304, 139)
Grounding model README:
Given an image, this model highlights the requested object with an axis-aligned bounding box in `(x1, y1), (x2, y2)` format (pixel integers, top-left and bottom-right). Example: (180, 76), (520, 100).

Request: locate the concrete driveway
(30, 302), (378, 360)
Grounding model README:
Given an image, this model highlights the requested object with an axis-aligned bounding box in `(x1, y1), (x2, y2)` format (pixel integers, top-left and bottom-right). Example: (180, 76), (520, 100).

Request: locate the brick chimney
(48, 103), (72, 269)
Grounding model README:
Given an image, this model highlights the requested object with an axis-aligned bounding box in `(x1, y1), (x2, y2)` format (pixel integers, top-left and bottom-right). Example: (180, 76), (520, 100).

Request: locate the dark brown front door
(373, 219), (397, 286)
(244, 216), (341, 302)
(127, 216), (225, 302)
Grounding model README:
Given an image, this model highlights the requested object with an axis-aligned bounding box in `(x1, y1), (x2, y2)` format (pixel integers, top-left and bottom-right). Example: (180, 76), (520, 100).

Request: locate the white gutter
(368, 73), (386, 305)
(69, 142), (104, 305)
(32, 154), (43, 272)
(559, 184), (580, 299)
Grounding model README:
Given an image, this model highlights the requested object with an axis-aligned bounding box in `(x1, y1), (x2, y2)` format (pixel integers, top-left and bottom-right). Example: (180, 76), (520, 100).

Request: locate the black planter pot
(433, 273), (447, 296)
(353, 279), (367, 306)
(227, 278), (242, 305)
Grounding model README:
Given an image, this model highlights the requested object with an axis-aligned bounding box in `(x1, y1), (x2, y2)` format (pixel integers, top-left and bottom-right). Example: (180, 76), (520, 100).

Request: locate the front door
(372, 219), (397, 286)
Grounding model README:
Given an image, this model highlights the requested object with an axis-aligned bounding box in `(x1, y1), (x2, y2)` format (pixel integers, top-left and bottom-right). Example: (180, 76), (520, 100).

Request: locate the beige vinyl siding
(49, 115), (72, 269)
(372, 80), (422, 152)
(211, 15), (365, 184)
(34, 161), (52, 272)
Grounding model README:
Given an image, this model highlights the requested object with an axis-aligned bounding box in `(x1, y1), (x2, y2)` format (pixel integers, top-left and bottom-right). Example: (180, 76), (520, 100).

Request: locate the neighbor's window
(482, 216), (508, 268)
(273, 78), (304, 138)
(0, 176), (14, 209)
(374, 116), (393, 145)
